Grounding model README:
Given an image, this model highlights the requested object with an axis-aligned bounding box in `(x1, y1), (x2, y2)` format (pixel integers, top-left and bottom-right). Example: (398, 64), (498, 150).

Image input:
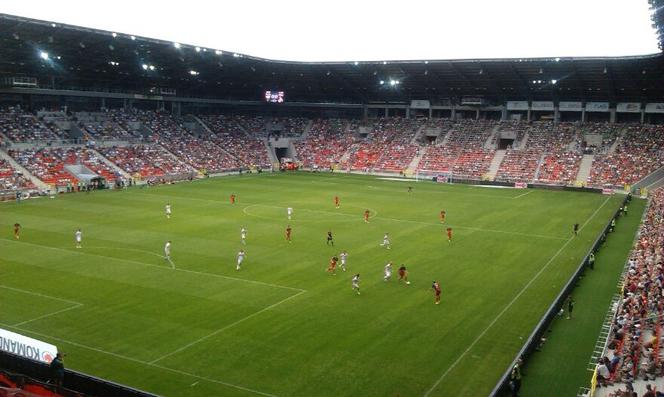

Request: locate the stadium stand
(199, 115), (272, 168)
(594, 189), (664, 394)
(293, 119), (356, 169)
(0, 108), (60, 143)
(96, 145), (194, 179)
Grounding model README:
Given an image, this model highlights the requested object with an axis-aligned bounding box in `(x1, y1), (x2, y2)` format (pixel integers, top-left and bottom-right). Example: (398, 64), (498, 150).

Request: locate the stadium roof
(1, 13), (664, 105)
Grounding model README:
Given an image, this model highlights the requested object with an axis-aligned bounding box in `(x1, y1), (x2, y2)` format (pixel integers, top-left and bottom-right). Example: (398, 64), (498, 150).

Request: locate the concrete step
(576, 154), (595, 185)
(486, 149), (506, 180)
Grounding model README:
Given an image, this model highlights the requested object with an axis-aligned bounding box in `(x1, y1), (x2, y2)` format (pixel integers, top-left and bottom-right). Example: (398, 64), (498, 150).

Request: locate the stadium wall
(0, 350), (159, 397)
(489, 195), (629, 397)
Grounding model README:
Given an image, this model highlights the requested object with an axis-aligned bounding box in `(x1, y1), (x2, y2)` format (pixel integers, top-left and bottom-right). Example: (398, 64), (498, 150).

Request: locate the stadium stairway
(608, 135), (622, 154)
(405, 147), (427, 175)
(410, 123), (426, 144)
(518, 131), (530, 149)
(438, 129), (454, 146)
(263, 138), (279, 165)
(190, 115), (215, 136)
(89, 148), (132, 180)
(484, 124), (501, 149)
(0, 149), (50, 191)
(486, 149), (506, 180)
(299, 119), (313, 140)
(532, 153), (547, 182)
(576, 154), (595, 185)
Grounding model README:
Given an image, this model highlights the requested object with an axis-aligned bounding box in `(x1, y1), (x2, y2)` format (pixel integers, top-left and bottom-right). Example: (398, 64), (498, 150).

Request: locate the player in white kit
(352, 274), (361, 295)
(75, 229), (82, 248)
(384, 262), (393, 281)
(164, 241), (173, 268)
(380, 233), (391, 249)
(236, 249), (246, 271)
(240, 227), (247, 245)
(165, 203), (172, 219)
(287, 207), (293, 220)
(339, 251), (348, 272)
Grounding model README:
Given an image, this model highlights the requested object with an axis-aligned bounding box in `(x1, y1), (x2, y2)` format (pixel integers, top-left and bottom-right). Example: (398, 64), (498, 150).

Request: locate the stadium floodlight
(354, 61), (359, 65)
(195, 47), (201, 52)
(189, 70), (199, 76)
(141, 64), (148, 70)
(130, 35), (136, 40)
(50, 23), (56, 28)
(383, 61), (387, 65)
(215, 50), (222, 55)
(173, 42), (181, 49)
(389, 79), (396, 86)
(39, 51), (49, 60)
(149, 65), (155, 71)
(379, 80), (384, 85)
(112, 32), (117, 38)
(532, 80), (536, 84)
(56, 56), (61, 60)
(551, 79), (557, 84)
(555, 57), (560, 62)
(424, 61), (429, 64)
(233, 53), (240, 57)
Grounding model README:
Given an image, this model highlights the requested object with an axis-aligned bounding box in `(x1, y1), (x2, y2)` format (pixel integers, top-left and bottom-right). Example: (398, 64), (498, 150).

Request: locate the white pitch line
(422, 196), (611, 397)
(512, 190), (534, 199)
(150, 290), (306, 364)
(0, 284), (83, 306)
(0, 322), (278, 397)
(0, 238), (305, 293)
(13, 304), (83, 327)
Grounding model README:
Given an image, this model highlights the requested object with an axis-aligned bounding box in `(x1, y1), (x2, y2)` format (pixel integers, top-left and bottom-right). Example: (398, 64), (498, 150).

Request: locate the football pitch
(0, 172), (623, 397)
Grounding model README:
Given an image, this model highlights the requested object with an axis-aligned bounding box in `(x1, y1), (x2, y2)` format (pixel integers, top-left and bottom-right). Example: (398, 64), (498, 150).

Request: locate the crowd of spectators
(293, 119), (356, 169)
(417, 119), (496, 177)
(0, 159), (34, 191)
(347, 118), (422, 171)
(200, 115), (272, 168)
(97, 145), (194, 178)
(589, 125), (664, 188)
(80, 121), (135, 141)
(597, 189), (664, 390)
(0, 107), (61, 142)
(8, 148), (119, 186)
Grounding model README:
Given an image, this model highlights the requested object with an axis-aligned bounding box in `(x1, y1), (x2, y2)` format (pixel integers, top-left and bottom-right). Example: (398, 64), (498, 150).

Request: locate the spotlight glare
(51, 23), (56, 28)
(379, 80), (384, 85)
(111, 32), (117, 38)
(551, 79), (557, 84)
(195, 47), (201, 52)
(353, 61), (359, 65)
(173, 42), (181, 49)
(215, 50), (222, 55)
(39, 51), (49, 60)
(149, 65), (155, 71)
(189, 70), (199, 76)
(142, 64), (148, 70)
(130, 35), (136, 40)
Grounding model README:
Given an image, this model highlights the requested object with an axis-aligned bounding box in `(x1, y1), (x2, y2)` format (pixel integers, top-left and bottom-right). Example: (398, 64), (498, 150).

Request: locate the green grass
(519, 198), (646, 397)
(0, 172), (625, 397)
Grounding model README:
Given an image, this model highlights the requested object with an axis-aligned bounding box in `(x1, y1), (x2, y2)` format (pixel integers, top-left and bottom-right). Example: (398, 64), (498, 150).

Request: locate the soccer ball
(406, 281), (411, 285)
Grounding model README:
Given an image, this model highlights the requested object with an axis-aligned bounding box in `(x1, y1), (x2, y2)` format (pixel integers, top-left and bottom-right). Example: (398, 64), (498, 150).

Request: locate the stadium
(0, 1), (663, 396)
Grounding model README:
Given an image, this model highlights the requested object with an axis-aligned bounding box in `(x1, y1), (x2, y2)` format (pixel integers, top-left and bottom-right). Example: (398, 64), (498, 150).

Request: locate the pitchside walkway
(518, 198), (646, 397)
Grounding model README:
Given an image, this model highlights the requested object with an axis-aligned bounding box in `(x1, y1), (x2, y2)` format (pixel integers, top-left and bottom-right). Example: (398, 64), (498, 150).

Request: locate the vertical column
(610, 109), (616, 123)
(641, 110), (645, 124)
(406, 107), (410, 119)
(384, 107), (389, 118)
(554, 107), (560, 123)
(100, 97), (106, 110)
(429, 108), (433, 118)
(363, 105), (368, 120)
(451, 107), (456, 120)
(527, 108), (532, 122)
(475, 109), (480, 120)
(581, 108), (586, 123)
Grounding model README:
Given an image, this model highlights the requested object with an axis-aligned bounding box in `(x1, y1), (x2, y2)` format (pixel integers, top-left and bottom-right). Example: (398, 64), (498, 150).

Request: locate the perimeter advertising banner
(506, 101), (528, 110)
(559, 101), (583, 112)
(410, 100), (431, 109)
(616, 103), (641, 113)
(585, 102), (610, 112)
(645, 103), (664, 114)
(0, 328), (58, 364)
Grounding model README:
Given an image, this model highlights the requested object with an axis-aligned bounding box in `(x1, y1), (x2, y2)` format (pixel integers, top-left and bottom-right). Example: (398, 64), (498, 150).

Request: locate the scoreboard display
(264, 91), (285, 103)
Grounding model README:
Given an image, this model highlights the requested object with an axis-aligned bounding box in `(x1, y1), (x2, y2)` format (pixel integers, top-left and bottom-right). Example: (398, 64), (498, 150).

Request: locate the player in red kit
(334, 196), (340, 209)
(446, 227), (453, 243)
(285, 225), (292, 242)
(440, 210), (446, 223)
(13, 223), (21, 240)
(230, 194), (236, 204)
(398, 265), (410, 285)
(364, 209), (370, 223)
(432, 281), (442, 304)
(327, 256), (338, 274)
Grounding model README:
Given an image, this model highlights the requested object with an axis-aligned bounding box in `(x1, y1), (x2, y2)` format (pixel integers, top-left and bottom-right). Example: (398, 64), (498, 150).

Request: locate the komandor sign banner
(506, 101), (528, 110)
(559, 101), (583, 111)
(0, 328), (58, 364)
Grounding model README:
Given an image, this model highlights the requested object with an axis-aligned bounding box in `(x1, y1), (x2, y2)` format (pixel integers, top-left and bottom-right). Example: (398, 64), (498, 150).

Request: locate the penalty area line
(422, 196), (611, 396)
(149, 290), (307, 364)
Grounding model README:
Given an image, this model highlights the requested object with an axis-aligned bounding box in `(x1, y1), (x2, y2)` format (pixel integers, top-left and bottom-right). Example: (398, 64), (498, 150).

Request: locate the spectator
(49, 352), (65, 387)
